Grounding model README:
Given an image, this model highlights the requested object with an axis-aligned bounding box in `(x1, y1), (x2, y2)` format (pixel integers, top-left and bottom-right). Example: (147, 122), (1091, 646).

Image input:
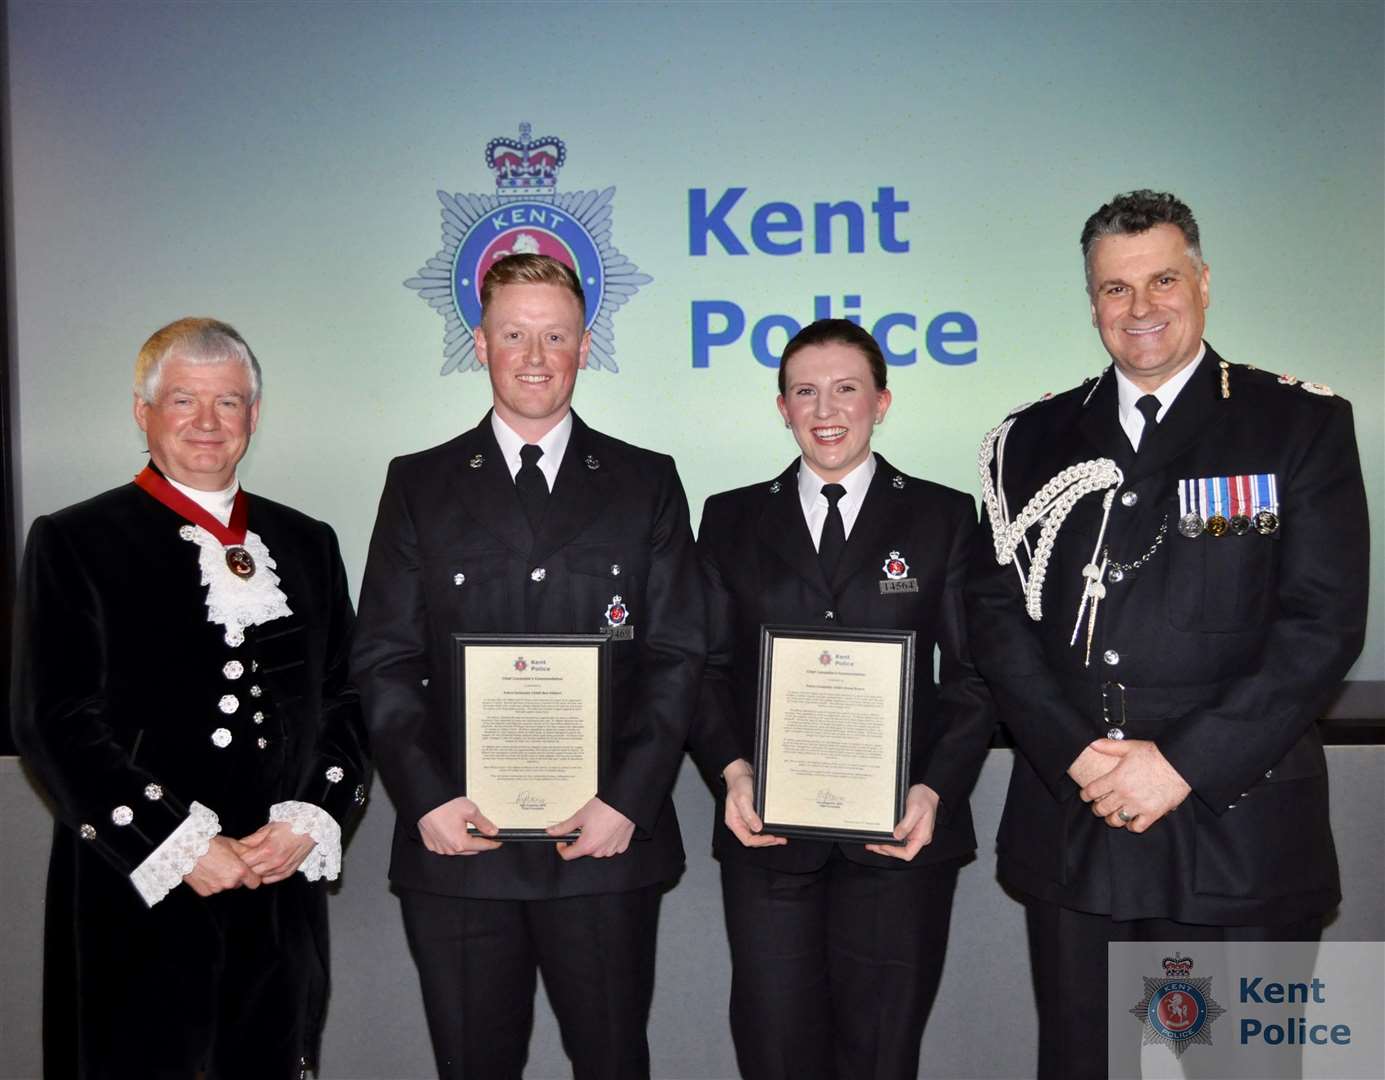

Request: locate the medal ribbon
(133, 465), (248, 546)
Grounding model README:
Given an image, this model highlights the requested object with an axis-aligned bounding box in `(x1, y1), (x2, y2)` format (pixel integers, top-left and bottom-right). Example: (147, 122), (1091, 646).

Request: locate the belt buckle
(1101, 681), (1127, 738)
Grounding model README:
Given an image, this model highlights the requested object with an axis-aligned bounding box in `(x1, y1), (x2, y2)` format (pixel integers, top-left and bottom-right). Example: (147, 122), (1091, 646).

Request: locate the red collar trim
(133, 466), (248, 546)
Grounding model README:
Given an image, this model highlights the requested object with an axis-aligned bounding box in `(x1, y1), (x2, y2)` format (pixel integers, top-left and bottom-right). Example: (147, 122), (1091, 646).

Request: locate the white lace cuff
(129, 801), (221, 908)
(268, 800), (341, 882)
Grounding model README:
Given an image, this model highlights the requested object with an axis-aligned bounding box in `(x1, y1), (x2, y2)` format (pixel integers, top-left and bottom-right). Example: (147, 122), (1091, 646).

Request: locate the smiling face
(133, 357), (259, 490)
(475, 281), (590, 441)
(777, 341), (891, 482)
(1088, 223), (1210, 391)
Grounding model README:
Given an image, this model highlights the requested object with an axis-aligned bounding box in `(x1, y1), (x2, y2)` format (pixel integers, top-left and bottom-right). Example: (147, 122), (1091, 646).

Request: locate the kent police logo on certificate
(1128, 953), (1227, 1059)
(405, 122), (651, 375)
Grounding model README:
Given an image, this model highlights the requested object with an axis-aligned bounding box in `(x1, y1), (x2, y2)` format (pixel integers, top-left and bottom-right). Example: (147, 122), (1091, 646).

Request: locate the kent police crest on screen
(688, 186), (979, 368)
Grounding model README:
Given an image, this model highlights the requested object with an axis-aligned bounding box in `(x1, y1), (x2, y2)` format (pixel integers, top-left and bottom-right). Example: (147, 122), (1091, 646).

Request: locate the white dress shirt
(491, 411), (573, 491)
(1114, 343), (1206, 452)
(796, 453), (877, 550)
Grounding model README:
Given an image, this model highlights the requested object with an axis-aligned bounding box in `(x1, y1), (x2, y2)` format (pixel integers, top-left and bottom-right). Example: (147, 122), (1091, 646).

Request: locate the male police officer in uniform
(969, 191), (1369, 1079)
(352, 254), (704, 1079)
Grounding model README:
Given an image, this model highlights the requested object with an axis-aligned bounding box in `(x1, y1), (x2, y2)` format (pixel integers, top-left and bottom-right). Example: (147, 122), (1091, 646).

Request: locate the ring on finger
(1117, 808), (1135, 824)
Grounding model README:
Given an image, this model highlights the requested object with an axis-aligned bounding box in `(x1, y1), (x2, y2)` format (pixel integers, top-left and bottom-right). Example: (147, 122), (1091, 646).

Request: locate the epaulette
(1002, 374), (1094, 420)
(1224, 360), (1334, 398)
(1269, 369), (1334, 397)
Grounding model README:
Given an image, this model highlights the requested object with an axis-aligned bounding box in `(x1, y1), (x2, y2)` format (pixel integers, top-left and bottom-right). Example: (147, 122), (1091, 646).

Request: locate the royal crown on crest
(485, 122), (566, 198)
(1161, 954), (1195, 978)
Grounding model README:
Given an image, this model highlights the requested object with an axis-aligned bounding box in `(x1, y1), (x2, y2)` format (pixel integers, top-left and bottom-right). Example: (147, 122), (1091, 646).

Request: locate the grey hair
(134, 317), (262, 404)
(1080, 190), (1203, 293)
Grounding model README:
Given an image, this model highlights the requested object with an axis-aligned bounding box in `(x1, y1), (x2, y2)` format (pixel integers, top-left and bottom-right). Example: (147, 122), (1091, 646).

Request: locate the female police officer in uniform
(688, 319), (993, 1079)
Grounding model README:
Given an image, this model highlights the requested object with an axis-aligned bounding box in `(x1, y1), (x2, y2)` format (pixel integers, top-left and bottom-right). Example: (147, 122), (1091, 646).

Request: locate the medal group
(1178, 473), (1280, 539)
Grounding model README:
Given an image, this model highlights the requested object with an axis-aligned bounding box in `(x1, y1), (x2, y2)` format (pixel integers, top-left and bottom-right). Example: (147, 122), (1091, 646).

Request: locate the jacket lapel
(830, 455), (911, 592)
(1077, 367), (1133, 468)
(446, 413), (532, 555)
(755, 460), (826, 592)
(530, 412), (610, 564)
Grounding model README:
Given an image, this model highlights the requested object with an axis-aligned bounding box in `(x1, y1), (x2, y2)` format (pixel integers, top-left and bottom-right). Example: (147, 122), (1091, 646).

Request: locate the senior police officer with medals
(688, 319), (994, 1079)
(11, 318), (369, 1078)
(352, 254), (705, 1079)
(968, 191), (1370, 1079)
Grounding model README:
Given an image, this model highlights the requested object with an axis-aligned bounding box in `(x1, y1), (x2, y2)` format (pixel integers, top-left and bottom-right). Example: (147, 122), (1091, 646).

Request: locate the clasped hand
(182, 821), (317, 895)
(1074, 738), (1192, 832)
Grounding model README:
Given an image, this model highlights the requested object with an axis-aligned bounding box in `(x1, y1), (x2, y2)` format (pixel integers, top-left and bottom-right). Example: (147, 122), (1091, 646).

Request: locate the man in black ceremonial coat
(352, 254), (705, 1079)
(11, 317), (369, 1079)
(968, 191), (1369, 1079)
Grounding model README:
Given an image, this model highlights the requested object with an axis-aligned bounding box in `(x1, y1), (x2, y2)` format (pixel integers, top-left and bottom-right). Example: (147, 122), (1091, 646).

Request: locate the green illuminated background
(9, 0), (1383, 686)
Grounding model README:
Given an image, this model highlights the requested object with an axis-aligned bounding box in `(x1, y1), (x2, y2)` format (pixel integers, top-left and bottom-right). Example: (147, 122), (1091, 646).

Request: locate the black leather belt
(1058, 678), (1229, 740)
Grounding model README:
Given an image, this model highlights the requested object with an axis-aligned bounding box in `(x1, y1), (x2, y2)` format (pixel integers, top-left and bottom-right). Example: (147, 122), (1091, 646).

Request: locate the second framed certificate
(753, 625), (915, 844)
(451, 634), (611, 840)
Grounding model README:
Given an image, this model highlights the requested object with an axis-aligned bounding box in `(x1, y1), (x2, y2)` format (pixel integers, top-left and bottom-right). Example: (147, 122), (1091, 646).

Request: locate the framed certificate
(753, 625), (915, 844)
(450, 634), (611, 841)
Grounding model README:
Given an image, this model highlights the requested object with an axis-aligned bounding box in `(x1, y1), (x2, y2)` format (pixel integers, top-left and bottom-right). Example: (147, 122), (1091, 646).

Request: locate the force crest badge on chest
(603, 594), (634, 640)
(879, 550), (919, 594)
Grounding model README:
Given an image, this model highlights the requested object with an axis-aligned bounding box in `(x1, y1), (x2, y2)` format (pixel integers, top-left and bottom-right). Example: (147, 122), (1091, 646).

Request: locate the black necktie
(818, 483), (847, 581)
(516, 443), (548, 529)
(1134, 394), (1161, 453)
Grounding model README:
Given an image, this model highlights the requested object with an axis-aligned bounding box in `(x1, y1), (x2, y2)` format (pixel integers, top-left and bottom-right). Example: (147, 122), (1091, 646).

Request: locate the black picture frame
(450, 633), (611, 841)
(753, 624), (915, 844)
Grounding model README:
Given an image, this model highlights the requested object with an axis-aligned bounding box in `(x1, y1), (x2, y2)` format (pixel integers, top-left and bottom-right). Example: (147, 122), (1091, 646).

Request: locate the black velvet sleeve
(11, 515), (191, 872)
(289, 521), (371, 832)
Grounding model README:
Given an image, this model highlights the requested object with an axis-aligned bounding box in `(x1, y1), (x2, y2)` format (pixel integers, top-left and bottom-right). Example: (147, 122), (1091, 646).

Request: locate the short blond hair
(479, 253), (585, 314)
(134, 317), (261, 403)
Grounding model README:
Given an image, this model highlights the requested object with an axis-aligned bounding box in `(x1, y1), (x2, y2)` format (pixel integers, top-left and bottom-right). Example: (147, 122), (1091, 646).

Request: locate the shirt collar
(166, 475), (239, 527)
(490, 410), (573, 475)
(1114, 342), (1206, 425)
(796, 452), (877, 512)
